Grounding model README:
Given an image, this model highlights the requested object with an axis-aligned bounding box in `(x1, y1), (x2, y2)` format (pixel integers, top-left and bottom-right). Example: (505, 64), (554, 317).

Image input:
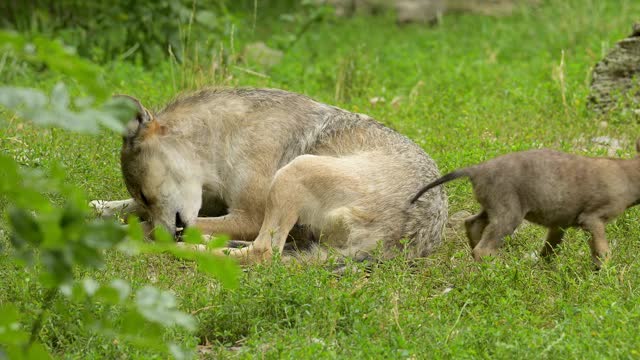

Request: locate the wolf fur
(92, 88), (447, 264)
(412, 142), (640, 268)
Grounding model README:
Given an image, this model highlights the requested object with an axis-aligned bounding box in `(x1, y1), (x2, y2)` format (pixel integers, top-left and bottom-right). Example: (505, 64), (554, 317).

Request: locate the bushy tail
(410, 169), (469, 204)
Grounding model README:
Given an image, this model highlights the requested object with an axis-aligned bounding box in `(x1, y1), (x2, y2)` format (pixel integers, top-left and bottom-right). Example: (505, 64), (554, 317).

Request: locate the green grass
(3, 0), (640, 358)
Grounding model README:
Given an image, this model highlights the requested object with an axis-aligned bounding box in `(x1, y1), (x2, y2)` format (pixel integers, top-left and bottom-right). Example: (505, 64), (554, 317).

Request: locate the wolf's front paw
(90, 200), (111, 217)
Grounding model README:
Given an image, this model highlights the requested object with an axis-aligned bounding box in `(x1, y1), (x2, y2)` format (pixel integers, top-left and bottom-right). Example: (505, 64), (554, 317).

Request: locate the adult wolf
(92, 88), (447, 263)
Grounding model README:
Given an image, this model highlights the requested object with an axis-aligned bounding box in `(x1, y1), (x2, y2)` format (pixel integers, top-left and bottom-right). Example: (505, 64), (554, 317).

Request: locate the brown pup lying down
(412, 140), (640, 268)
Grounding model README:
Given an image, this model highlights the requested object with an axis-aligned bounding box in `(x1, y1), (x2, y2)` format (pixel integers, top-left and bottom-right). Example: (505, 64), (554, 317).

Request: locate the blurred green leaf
(50, 82), (69, 111)
(195, 10), (217, 29)
(24, 343), (52, 360)
(0, 87), (47, 110)
(193, 252), (239, 289)
(169, 343), (194, 360)
(81, 278), (100, 296)
(108, 279), (132, 303)
(207, 234), (229, 249)
(153, 227), (174, 244)
(8, 207), (42, 248)
(182, 227), (204, 244)
(81, 220), (126, 250)
(0, 304), (28, 345)
(126, 216), (145, 242)
(135, 286), (196, 331)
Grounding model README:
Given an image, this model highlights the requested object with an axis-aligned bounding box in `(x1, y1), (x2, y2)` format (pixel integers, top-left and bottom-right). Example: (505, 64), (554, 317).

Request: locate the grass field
(3, 0), (640, 358)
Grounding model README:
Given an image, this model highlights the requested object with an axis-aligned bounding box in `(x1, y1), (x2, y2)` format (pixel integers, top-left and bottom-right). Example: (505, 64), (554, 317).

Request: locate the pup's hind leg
(216, 155), (365, 264)
(580, 218), (610, 269)
(539, 227), (565, 259)
(472, 208), (523, 261)
(464, 210), (488, 249)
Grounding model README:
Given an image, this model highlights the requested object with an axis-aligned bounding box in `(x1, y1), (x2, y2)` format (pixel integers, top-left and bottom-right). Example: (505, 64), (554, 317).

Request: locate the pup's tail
(410, 169), (469, 204)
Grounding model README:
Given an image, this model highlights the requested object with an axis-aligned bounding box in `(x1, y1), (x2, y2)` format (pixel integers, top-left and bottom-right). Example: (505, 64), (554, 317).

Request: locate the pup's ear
(114, 94), (165, 144)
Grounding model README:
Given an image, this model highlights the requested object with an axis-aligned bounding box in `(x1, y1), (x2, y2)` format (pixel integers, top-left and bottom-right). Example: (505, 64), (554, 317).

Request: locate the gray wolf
(92, 88), (447, 264)
(412, 142), (640, 268)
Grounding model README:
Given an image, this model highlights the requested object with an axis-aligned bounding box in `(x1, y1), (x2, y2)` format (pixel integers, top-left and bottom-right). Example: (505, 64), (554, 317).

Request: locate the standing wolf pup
(412, 141), (640, 268)
(92, 88), (447, 264)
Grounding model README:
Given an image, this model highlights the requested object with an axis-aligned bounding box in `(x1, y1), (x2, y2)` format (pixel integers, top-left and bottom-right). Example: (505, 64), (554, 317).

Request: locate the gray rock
(589, 24), (640, 113)
(317, 0), (538, 23)
(242, 42), (283, 70)
(591, 136), (625, 157)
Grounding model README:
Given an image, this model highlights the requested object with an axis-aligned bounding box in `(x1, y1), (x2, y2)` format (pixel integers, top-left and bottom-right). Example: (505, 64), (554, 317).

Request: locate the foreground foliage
(2, 0), (640, 358)
(0, 32), (238, 359)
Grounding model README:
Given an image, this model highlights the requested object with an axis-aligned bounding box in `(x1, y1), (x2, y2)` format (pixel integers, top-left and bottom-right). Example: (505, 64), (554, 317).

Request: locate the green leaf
(109, 279), (131, 302)
(99, 96), (137, 132)
(25, 342), (53, 360)
(169, 343), (194, 360)
(0, 87), (47, 110)
(69, 242), (104, 269)
(93, 279), (131, 305)
(8, 207), (43, 248)
(50, 82), (70, 111)
(134, 286), (196, 332)
(207, 234), (230, 249)
(82, 278), (100, 296)
(120, 310), (164, 338)
(182, 227), (204, 244)
(59, 201), (85, 230)
(153, 227), (174, 244)
(193, 252), (239, 289)
(81, 220), (126, 250)
(127, 216), (145, 242)
(0, 304), (28, 346)
(195, 10), (217, 29)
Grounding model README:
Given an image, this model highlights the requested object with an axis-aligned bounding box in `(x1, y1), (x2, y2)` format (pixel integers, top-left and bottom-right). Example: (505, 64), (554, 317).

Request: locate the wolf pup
(412, 141), (640, 268)
(92, 88), (447, 264)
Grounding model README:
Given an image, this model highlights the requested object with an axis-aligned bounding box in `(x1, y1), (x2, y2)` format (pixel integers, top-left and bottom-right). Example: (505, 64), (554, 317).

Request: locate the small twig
(558, 50), (569, 118)
(252, 0), (258, 34)
(232, 66), (269, 79)
(540, 332), (565, 356)
(392, 293), (405, 339)
(445, 300), (469, 343)
(191, 305), (218, 315)
(119, 43), (140, 61)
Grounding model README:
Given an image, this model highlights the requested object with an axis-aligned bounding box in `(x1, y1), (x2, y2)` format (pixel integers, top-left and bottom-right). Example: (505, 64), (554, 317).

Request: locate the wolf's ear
(114, 94), (164, 143)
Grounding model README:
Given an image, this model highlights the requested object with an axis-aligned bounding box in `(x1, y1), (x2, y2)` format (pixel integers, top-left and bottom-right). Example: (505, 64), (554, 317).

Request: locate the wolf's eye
(140, 191), (150, 206)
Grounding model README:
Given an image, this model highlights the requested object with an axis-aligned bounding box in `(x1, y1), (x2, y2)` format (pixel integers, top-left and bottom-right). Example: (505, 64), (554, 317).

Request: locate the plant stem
(26, 287), (58, 350)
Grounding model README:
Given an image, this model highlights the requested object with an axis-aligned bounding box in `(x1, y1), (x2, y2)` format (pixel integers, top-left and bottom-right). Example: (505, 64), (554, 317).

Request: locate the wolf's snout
(175, 211), (187, 233)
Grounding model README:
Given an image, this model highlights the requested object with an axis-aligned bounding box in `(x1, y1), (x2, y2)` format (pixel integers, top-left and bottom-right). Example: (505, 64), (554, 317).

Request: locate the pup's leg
(194, 213), (262, 240)
(539, 227), (565, 259)
(464, 210), (488, 249)
(215, 155), (365, 264)
(90, 198), (148, 219)
(581, 218), (610, 269)
(472, 208), (523, 261)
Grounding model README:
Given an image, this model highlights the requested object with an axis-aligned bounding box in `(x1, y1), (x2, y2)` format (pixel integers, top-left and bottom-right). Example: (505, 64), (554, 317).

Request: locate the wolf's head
(117, 95), (203, 237)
